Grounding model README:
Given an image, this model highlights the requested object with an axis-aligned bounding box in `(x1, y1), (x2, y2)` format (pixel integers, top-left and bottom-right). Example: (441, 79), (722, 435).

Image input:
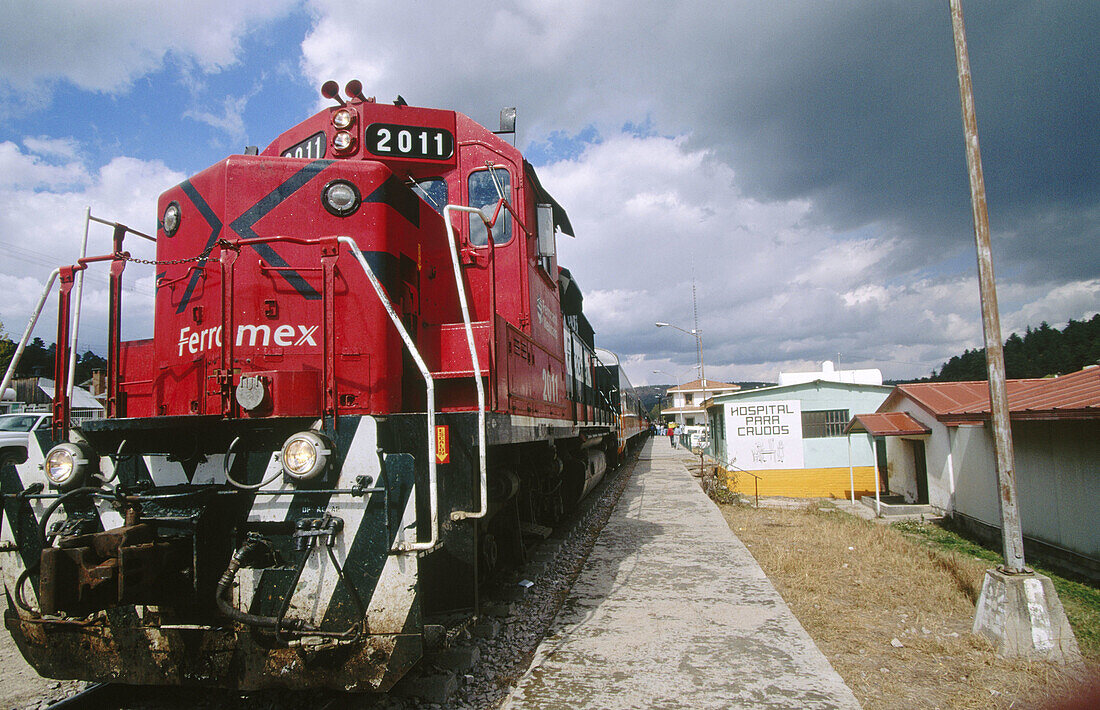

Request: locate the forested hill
(926, 314), (1100, 382)
(0, 335), (107, 384)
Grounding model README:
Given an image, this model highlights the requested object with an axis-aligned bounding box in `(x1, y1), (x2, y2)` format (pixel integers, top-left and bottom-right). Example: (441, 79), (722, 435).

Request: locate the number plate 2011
(281, 132), (327, 159)
(365, 123), (454, 161)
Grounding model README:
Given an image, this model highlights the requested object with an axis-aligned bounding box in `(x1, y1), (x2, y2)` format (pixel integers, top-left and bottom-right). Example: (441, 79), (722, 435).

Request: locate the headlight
(332, 108), (355, 129)
(332, 130), (355, 152)
(45, 443), (91, 489)
(322, 180), (361, 217)
(163, 201), (181, 237)
(280, 431), (331, 482)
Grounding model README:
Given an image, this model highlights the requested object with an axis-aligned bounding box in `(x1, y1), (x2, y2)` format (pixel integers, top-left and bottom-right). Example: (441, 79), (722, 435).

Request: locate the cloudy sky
(0, 1), (1096, 386)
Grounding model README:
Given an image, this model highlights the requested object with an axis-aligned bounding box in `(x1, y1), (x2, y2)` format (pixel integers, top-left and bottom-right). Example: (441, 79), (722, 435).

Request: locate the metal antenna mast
(691, 258), (706, 402)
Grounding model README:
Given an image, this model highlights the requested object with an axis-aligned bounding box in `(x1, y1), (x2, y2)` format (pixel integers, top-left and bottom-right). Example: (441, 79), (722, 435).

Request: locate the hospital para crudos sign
(726, 400), (804, 470)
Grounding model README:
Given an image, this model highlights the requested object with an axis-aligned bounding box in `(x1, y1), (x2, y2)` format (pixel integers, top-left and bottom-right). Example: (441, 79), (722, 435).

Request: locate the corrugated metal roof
(1009, 366), (1100, 415)
(36, 379), (104, 410)
(890, 366), (1100, 421)
(846, 412), (931, 436)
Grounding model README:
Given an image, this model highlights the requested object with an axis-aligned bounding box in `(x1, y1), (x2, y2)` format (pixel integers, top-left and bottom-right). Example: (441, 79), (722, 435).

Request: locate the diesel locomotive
(0, 81), (646, 691)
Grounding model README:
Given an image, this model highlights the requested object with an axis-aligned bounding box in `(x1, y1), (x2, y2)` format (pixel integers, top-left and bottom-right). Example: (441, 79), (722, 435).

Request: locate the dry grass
(719, 501), (1095, 709)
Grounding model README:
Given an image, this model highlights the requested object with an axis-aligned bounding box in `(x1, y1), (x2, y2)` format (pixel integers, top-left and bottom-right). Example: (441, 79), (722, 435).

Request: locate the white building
(849, 367), (1100, 581)
(777, 360), (882, 387)
(661, 378), (739, 429)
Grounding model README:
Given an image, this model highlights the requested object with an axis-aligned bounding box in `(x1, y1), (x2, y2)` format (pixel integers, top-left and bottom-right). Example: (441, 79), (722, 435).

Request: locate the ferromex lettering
(235, 324), (319, 347)
(178, 324), (319, 356)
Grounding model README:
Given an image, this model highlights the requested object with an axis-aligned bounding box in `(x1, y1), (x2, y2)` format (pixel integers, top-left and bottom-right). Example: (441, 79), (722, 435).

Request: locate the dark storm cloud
(304, 1), (1100, 379)
(303, 2), (1098, 287)
(688, 1), (1099, 280)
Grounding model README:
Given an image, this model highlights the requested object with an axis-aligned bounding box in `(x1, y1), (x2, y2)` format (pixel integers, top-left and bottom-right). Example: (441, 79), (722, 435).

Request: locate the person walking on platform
(667, 424), (676, 447)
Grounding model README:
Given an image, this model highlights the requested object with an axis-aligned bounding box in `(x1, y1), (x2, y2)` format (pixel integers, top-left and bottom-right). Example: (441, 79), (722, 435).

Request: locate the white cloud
(184, 95), (251, 144)
(538, 131), (1094, 385)
(183, 81), (265, 144)
(22, 136), (81, 160)
(1000, 280), (1100, 335)
(0, 1), (298, 95)
(0, 141), (185, 353)
(0, 140), (89, 190)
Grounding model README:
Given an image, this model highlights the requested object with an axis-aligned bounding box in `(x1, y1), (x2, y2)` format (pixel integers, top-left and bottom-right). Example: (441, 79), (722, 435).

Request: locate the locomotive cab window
(468, 168), (511, 246)
(411, 177), (447, 214)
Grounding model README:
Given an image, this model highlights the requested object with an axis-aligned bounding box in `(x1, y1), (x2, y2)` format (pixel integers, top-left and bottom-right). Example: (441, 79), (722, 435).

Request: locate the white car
(689, 431), (709, 449)
(0, 412), (51, 467)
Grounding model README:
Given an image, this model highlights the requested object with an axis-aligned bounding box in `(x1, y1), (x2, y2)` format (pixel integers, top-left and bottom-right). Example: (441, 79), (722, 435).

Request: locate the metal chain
(114, 238), (237, 266)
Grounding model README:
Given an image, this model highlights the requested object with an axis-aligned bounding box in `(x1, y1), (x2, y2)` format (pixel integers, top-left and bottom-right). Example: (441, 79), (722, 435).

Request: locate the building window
(802, 409), (849, 438)
(685, 416), (695, 425)
(685, 393), (693, 404)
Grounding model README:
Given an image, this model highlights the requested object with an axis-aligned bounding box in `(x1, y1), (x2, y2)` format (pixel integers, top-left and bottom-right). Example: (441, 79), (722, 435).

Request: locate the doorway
(874, 436), (888, 492)
(908, 439), (929, 504)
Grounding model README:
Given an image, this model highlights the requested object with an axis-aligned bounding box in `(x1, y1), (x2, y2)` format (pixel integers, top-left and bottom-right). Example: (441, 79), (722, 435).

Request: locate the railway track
(38, 442), (644, 710)
(46, 683), (112, 709)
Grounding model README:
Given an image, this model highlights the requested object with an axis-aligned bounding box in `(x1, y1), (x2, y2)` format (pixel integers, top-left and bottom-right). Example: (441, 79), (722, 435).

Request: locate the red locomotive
(0, 81), (647, 691)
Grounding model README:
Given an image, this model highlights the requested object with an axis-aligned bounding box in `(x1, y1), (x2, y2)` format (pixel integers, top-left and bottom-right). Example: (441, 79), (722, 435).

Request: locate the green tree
(76, 350), (108, 382)
(928, 314), (1100, 382)
(0, 321), (13, 376)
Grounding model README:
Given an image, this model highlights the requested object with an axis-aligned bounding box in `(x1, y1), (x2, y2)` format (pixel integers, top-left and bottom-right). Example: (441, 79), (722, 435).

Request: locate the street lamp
(654, 321), (707, 403)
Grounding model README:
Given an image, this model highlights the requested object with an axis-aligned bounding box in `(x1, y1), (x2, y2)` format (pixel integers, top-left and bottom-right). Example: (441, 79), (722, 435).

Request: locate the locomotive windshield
(468, 168), (511, 246)
(411, 177), (448, 214)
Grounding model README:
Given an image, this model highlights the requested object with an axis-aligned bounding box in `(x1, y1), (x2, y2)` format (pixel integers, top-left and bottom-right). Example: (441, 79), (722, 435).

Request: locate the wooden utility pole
(949, 0), (1026, 573)
(949, 0), (1079, 662)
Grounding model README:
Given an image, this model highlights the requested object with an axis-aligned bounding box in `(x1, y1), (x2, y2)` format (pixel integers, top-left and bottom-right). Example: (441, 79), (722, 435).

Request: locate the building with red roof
(855, 366), (1100, 579)
(660, 378), (740, 429)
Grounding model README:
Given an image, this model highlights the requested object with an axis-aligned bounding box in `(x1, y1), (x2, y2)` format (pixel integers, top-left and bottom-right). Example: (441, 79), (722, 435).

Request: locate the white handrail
(336, 236), (440, 552)
(0, 269), (61, 402)
(440, 205), (490, 521)
(66, 207), (91, 400)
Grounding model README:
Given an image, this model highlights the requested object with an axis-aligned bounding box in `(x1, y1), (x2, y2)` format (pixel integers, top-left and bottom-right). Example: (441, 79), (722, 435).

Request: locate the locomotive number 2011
(366, 123), (454, 161)
(281, 132), (326, 159)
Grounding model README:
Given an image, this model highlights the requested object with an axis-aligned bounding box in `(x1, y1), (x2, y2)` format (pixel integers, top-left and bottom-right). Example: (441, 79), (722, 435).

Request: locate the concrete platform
(503, 438), (860, 709)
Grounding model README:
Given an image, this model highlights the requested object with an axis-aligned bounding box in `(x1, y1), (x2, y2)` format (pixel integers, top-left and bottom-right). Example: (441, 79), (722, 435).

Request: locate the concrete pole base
(972, 568), (1081, 663)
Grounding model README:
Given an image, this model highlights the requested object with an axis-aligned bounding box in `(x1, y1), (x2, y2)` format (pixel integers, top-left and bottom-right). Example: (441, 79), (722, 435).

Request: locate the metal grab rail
(437, 194), (531, 520)
(0, 269), (61, 402)
(1, 214), (149, 430)
(336, 236), (440, 553)
(66, 213), (155, 402)
(441, 205), (491, 521)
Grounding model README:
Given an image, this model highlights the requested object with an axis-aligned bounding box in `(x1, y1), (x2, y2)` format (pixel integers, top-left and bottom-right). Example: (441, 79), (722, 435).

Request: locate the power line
(0, 239), (154, 296)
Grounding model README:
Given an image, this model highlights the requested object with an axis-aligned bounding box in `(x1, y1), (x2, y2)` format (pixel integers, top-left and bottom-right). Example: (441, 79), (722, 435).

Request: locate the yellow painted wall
(720, 465), (878, 499)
